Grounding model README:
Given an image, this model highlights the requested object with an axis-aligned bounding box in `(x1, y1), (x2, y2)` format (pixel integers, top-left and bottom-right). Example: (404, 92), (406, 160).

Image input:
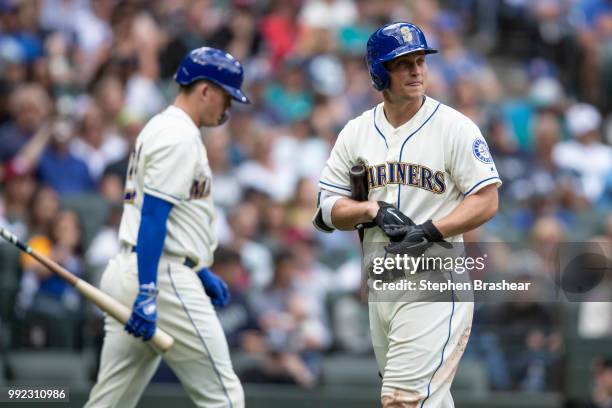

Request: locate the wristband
(421, 220), (444, 242)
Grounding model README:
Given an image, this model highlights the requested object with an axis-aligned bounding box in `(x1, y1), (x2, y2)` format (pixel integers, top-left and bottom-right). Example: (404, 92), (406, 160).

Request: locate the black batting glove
(361, 201), (415, 231)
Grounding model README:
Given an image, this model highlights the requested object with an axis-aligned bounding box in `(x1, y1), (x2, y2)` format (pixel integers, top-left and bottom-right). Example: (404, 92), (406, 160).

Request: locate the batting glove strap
(125, 284), (158, 341)
(137, 282), (159, 297)
(421, 220), (444, 242)
(132, 284), (158, 322)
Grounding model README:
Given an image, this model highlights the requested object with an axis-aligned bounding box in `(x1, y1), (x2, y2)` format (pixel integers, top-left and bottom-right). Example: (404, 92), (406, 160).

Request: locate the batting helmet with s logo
(366, 22), (437, 91)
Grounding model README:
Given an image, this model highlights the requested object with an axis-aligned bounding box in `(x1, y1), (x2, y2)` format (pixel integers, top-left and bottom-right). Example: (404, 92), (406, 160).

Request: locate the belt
(125, 245), (198, 269)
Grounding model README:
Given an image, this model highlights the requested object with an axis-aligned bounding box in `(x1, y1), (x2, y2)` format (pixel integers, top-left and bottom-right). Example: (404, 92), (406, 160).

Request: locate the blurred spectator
(227, 202), (273, 289)
(260, 0), (302, 69)
(0, 84), (51, 163)
(529, 76), (566, 115)
(430, 11), (492, 90)
(260, 200), (289, 249)
(527, 0), (580, 88)
(488, 277), (562, 391)
(207, 6), (261, 62)
(531, 216), (567, 267)
(273, 120), (330, 183)
(291, 237), (334, 333)
(404, 0), (440, 43)
(85, 203), (122, 284)
(572, 0), (612, 107)
(508, 112), (588, 233)
(237, 130), (298, 201)
(205, 126), (242, 210)
(552, 103), (612, 203)
(121, 13), (165, 118)
(329, 279), (371, 354)
(72, 0), (114, 81)
(286, 178), (319, 236)
(308, 54), (346, 97)
(213, 247), (261, 350)
(15, 209), (84, 348)
(263, 60), (314, 124)
(600, 167), (612, 209)
(30, 119), (94, 195)
(582, 358), (612, 408)
(341, 55), (380, 116)
(93, 76), (125, 136)
(100, 113), (143, 203)
(336, 0), (376, 55)
(250, 250), (327, 387)
(0, 1), (43, 67)
(0, 166), (36, 240)
(39, 0), (88, 38)
(27, 185), (59, 238)
(70, 103), (127, 182)
(299, 0), (358, 31)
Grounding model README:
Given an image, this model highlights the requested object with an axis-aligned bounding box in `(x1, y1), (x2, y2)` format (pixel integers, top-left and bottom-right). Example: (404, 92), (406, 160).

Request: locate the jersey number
(189, 178), (211, 200)
(123, 144), (142, 203)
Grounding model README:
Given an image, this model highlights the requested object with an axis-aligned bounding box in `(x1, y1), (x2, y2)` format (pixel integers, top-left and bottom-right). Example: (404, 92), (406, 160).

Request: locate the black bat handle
(0, 228), (32, 253)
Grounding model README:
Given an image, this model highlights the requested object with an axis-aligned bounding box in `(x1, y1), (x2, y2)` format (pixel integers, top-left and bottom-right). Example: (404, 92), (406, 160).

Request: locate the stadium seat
(0, 356), (5, 386)
(231, 351), (262, 375)
(0, 243), (21, 323)
(60, 195), (109, 249)
(564, 302), (612, 400)
(451, 358), (490, 397)
(321, 354), (380, 387)
(5, 350), (92, 387)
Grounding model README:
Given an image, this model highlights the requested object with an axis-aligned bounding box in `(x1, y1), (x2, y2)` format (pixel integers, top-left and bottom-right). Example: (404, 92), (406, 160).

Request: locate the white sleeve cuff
(320, 191), (344, 229)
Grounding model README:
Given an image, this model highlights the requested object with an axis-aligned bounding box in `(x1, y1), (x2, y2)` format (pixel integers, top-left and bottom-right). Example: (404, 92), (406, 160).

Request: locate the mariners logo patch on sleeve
(472, 138), (493, 164)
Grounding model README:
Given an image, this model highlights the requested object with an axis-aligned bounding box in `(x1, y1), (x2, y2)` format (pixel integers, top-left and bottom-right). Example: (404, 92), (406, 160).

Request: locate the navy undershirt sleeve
(136, 193), (173, 287)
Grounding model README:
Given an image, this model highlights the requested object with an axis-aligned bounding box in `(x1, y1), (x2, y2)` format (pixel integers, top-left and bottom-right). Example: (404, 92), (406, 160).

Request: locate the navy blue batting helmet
(366, 22), (437, 91)
(175, 47), (250, 104)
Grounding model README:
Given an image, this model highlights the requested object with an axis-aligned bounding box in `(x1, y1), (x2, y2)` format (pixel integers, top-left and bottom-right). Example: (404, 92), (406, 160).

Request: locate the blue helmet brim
(221, 84), (250, 104)
(380, 45), (438, 62)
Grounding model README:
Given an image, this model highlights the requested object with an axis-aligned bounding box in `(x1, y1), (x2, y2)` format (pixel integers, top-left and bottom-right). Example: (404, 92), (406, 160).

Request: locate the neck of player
(382, 93), (425, 129)
(174, 94), (202, 128)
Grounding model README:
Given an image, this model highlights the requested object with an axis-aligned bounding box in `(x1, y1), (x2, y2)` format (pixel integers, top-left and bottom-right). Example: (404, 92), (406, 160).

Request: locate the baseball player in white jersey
(314, 23), (501, 407)
(85, 47), (250, 408)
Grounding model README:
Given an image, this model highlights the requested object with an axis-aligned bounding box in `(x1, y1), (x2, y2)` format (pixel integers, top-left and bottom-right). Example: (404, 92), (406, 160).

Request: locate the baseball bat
(350, 164), (369, 202)
(350, 164), (369, 242)
(0, 227), (174, 352)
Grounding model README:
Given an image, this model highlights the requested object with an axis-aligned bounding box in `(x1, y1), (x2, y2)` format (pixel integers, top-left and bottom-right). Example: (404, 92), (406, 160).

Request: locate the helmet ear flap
(370, 61), (389, 91)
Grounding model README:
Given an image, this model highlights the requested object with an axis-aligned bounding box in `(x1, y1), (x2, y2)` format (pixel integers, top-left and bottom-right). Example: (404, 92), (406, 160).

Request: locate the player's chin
(202, 113), (224, 127)
(400, 90), (421, 101)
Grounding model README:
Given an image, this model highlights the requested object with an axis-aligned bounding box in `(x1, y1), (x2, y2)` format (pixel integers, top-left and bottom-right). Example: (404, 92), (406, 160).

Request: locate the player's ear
(199, 82), (209, 101)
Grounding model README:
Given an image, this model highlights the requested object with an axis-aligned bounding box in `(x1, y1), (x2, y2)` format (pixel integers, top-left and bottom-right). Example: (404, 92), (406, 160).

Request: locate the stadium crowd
(0, 0), (611, 400)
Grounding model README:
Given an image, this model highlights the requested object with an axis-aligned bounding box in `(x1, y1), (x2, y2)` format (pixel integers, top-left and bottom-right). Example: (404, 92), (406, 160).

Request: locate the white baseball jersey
(118, 105), (217, 266)
(319, 95), (502, 240)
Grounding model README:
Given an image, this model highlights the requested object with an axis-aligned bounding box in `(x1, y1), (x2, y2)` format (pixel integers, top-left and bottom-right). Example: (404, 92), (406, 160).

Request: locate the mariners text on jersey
(367, 161), (446, 193)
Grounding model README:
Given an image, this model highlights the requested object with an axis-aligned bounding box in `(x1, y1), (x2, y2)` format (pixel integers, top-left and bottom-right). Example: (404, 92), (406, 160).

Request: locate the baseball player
(314, 23), (501, 407)
(85, 47), (250, 408)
